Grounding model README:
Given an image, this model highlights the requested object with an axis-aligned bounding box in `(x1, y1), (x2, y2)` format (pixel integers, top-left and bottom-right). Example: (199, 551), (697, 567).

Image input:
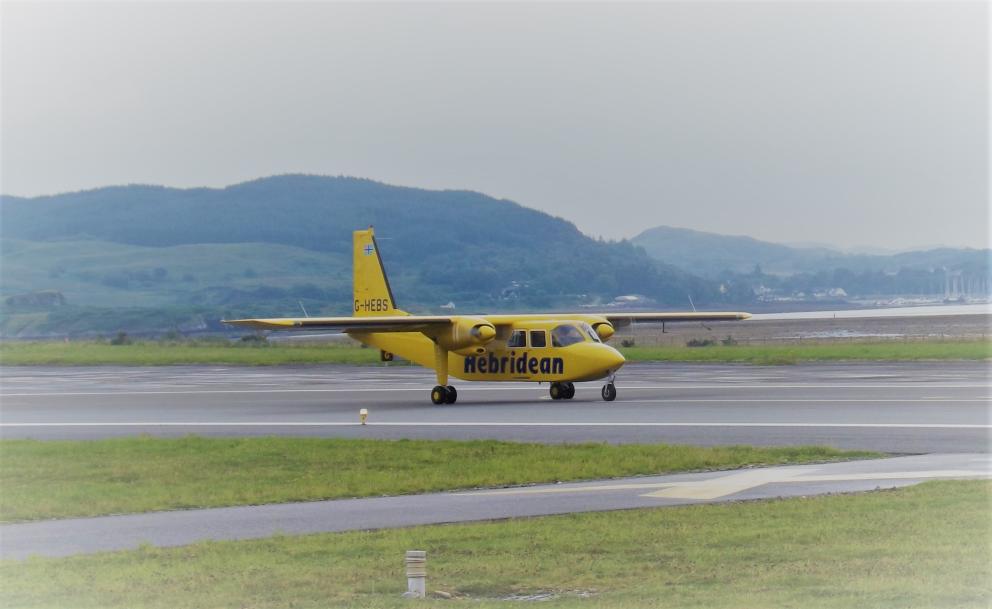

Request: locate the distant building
(613, 295), (643, 303)
(608, 294), (656, 308)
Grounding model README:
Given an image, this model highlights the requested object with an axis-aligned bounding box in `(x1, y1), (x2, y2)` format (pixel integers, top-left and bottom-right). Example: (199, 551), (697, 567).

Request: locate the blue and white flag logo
(364, 244), (375, 256)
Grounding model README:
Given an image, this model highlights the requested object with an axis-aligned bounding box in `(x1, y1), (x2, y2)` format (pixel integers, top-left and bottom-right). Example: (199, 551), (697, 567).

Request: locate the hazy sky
(2, 1), (988, 250)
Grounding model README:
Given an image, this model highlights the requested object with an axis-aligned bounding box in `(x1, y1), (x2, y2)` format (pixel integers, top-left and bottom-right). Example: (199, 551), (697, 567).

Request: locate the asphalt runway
(2, 453), (988, 559)
(1, 362), (989, 453)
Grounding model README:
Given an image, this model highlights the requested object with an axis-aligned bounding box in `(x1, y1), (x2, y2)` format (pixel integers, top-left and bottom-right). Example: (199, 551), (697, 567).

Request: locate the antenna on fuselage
(688, 294), (711, 330)
(298, 301), (310, 318)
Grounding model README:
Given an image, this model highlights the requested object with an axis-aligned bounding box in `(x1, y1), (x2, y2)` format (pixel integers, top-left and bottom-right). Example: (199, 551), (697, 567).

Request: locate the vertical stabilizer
(353, 228), (405, 317)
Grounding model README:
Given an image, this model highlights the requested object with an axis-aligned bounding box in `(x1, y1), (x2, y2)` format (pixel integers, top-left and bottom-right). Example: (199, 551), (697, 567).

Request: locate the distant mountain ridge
(0, 175), (745, 321)
(632, 225), (989, 278)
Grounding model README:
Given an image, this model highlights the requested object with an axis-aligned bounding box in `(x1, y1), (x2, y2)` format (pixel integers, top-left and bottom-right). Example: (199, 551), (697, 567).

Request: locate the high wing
(482, 311), (751, 327)
(223, 311), (750, 333)
(599, 312), (751, 328)
(222, 315), (454, 332)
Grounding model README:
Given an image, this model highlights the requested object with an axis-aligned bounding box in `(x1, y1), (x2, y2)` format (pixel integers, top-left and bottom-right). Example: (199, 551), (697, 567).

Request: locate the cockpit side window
(551, 324), (585, 347)
(507, 330), (527, 348)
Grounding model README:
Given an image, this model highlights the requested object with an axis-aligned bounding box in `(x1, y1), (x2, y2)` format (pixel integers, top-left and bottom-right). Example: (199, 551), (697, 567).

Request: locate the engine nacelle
(592, 321), (615, 341)
(437, 317), (497, 355)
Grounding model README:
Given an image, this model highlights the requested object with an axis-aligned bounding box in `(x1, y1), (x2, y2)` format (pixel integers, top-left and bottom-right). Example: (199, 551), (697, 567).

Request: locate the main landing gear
(550, 381), (615, 401)
(549, 382), (575, 400)
(431, 385), (457, 405)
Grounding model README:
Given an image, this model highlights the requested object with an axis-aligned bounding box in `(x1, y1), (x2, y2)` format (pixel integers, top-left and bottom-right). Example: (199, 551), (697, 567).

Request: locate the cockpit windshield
(551, 324), (586, 347)
(579, 322), (601, 343)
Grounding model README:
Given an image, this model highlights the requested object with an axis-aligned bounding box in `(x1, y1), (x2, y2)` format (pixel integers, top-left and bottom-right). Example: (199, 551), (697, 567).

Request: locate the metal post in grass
(403, 550), (426, 598)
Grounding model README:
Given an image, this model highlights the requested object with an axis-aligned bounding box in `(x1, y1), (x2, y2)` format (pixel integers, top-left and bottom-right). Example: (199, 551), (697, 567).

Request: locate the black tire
(563, 382), (575, 399)
(444, 385), (458, 404)
(549, 383), (563, 400)
(601, 383), (617, 402)
(431, 385), (446, 405)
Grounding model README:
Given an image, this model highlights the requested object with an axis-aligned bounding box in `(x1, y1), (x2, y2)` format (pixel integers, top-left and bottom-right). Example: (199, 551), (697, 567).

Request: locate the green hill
(633, 225), (989, 278)
(0, 239), (349, 308)
(0, 176), (747, 336)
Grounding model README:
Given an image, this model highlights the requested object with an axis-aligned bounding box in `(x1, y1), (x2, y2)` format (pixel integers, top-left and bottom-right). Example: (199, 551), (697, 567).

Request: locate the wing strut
(433, 342), (449, 386)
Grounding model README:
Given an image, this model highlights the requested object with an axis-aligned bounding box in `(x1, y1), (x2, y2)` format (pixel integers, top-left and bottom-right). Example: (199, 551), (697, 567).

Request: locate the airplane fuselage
(351, 318), (625, 383)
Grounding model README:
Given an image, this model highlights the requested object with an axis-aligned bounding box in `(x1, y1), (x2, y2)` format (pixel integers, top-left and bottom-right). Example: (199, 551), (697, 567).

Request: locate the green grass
(1, 339), (989, 366)
(2, 480), (988, 608)
(0, 340), (383, 366)
(621, 340), (992, 364)
(0, 437), (875, 522)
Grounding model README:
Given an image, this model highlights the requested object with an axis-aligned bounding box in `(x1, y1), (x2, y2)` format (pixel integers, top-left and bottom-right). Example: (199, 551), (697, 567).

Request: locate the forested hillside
(633, 225), (990, 304)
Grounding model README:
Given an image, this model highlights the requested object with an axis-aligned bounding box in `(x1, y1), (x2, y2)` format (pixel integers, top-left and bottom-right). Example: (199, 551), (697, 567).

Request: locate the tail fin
(353, 227), (405, 317)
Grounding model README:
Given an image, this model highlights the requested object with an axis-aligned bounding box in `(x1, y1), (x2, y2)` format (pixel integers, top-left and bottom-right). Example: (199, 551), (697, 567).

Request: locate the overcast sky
(1, 1), (987, 250)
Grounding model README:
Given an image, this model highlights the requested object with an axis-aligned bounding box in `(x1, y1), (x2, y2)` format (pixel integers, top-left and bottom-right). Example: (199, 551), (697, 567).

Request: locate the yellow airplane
(225, 228), (751, 404)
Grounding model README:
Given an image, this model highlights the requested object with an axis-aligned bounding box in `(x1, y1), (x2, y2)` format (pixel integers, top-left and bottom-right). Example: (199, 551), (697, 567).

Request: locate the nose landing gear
(600, 383), (617, 401)
(600, 372), (618, 402)
(549, 382), (575, 400)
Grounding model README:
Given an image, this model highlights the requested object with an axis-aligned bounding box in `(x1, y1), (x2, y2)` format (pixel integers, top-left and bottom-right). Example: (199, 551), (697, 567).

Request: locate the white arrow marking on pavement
(641, 469), (985, 500)
(642, 468), (808, 500)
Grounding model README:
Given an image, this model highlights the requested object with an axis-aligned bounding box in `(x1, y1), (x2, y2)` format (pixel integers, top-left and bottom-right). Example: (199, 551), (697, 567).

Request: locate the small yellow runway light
(359, 408), (368, 425)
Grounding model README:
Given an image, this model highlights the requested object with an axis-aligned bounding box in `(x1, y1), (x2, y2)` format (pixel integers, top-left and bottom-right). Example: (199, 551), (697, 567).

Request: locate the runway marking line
(2, 384), (989, 397)
(2, 422), (989, 428)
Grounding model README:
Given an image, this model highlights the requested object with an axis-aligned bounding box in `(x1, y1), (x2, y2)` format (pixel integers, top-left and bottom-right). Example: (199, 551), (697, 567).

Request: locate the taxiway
(1, 452), (987, 559)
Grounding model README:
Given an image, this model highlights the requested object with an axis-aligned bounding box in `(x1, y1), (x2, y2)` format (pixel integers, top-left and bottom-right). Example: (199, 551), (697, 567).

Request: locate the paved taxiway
(2, 453), (987, 559)
(1, 362), (988, 453)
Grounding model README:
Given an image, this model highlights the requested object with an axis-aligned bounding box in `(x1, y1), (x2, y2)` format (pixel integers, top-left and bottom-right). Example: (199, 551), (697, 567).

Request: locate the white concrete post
(404, 550), (426, 598)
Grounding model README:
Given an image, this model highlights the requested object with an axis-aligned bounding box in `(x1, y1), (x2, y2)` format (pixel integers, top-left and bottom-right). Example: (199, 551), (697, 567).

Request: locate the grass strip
(0, 340), (382, 366)
(621, 340), (992, 364)
(2, 480), (988, 608)
(0, 339), (989, 365)
(0, 437), (875, 522)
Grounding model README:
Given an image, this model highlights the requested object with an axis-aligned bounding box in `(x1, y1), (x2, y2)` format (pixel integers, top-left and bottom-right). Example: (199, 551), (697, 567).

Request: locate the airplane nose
(605, 346), (625, 371)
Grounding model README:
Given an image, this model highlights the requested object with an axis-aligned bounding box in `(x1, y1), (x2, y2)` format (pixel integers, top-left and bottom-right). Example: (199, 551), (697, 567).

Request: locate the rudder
(353, 228), (405, 317)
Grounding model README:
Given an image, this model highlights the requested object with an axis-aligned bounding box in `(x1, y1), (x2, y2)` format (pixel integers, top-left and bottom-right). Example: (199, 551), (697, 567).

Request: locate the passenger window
(507, 330), (527, 348)
(530, 331), (547, 348)
(551, 325), (585, 347)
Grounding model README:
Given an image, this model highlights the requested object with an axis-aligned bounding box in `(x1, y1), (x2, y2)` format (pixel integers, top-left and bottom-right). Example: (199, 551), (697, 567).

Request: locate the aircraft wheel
(549, 382), (563, 400)
(431, 385), (447, 405)
(444, 385), (458, 404)
(563, 382), (575, 399)
(601, 383), (617, 402)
